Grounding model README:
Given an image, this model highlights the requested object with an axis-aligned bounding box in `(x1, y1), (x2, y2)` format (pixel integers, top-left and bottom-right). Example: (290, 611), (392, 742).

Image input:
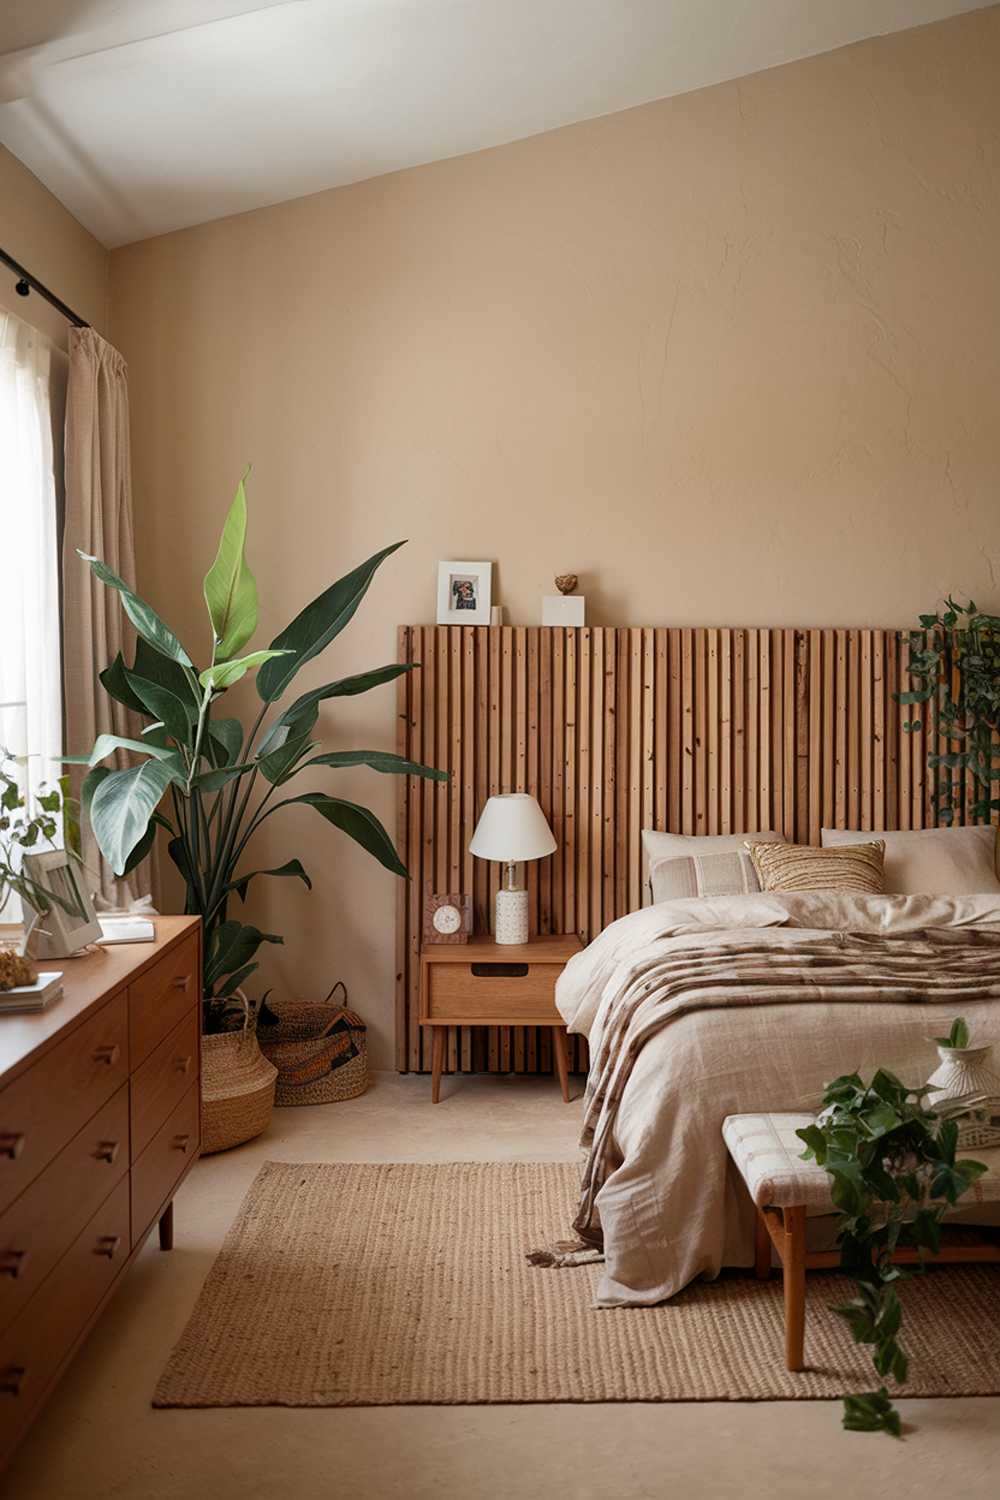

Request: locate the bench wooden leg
(754, 1209), (772, 1280)
(782, 1205), (807, 1371)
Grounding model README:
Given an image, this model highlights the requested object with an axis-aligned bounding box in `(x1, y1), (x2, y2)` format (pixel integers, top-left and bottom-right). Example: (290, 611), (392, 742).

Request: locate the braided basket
(201, 1027), (278, 1154)
(258, 983), (369, 1106)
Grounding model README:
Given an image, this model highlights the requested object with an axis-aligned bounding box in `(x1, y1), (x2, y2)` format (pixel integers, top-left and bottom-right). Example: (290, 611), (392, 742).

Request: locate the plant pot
(201, 1027), (278, 1154)
(926, 1042), (1000, 1150)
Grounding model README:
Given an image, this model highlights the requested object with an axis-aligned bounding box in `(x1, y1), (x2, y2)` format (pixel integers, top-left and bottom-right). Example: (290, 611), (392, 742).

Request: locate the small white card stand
(542, 595), (585, 626)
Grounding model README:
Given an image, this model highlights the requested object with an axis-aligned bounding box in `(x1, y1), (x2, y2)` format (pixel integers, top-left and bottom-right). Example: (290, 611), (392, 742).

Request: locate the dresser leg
(431, 1028), (446, 1103)
(158, 1201), (174, 1251)
(552, 1027), (571, 1102)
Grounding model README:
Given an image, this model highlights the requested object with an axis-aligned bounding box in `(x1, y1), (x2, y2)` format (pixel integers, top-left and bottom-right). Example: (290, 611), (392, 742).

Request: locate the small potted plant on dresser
(72, 475), (446, 1151)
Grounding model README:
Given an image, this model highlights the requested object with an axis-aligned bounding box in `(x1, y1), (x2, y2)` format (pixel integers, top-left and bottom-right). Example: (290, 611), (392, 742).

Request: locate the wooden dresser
(0, 916), (201, 1465)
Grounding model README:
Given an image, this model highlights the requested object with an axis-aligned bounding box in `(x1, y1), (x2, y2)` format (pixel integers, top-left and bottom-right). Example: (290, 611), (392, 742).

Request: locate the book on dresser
(0, 973), (63, 1013)
(0, 915), (202, 1467)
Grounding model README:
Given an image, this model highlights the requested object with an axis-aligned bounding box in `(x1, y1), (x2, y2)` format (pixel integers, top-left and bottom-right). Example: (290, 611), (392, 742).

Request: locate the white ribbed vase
(926, 1043), (1000, 1149)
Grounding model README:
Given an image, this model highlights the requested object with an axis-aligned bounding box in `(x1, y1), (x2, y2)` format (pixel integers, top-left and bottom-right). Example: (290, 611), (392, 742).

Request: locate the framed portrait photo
(436, 560), (492, 626)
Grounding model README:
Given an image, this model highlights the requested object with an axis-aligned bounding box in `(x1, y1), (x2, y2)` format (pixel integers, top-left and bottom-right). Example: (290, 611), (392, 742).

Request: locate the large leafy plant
(899, 597), (1000, 823)
(797, 1053), (987, 1437)
(70, 478), (446, 1025)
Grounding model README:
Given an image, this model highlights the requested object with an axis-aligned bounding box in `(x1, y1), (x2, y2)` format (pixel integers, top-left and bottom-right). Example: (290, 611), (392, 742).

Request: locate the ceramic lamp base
(494, 887), (529, 945)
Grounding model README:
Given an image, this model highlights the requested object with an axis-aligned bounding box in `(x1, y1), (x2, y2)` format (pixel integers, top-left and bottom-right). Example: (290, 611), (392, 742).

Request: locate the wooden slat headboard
(395, 624), (952, 1074)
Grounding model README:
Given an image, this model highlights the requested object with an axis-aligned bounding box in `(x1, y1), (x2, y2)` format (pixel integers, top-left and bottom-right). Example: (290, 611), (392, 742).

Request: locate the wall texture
(109, 6), (1000, 1066)
(1, 144), (108, 346)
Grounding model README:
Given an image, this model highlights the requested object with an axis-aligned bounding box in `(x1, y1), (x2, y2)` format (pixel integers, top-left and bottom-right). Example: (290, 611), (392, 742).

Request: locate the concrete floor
(4, 1072), (999, 1500)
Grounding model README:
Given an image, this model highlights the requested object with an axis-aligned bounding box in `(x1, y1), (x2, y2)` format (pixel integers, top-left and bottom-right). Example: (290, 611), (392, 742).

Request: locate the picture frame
(20, 849), (103, 958)
(436, 560), (492, 626)
(422, 888), (473, 945)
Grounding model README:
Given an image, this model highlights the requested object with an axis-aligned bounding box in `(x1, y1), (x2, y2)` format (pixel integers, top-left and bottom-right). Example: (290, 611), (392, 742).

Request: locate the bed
(554, 890), (1000, 1306)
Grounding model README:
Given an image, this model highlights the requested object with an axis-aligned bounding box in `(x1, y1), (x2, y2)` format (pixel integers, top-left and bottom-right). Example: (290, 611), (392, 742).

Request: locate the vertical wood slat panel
(395, 626), (964, 1073)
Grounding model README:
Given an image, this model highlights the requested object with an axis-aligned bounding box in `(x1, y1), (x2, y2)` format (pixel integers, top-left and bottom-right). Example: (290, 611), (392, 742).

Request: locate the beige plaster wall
(109, 7), (1000, 1065)
(1, 143), (108, 345)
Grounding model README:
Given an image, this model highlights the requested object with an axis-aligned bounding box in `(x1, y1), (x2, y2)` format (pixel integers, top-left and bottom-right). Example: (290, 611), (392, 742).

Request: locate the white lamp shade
(469, 793), (556, 863)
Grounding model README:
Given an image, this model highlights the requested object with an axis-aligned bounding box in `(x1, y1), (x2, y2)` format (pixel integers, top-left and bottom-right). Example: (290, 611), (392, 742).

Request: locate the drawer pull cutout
(470, 962), (529, 979)
(171, 974), (191, 992)
(94, 1139), (120, 1164)
(0, 1250), (28, 1278)
(94, 1235), (121, 1259)
(0, 1364), (26, 1397)
(173, 1055), (193, 1075)
(0, 1133), (24, 1160)
(92, 1043), (120, 1067)
(171, 1133), (192, 1153)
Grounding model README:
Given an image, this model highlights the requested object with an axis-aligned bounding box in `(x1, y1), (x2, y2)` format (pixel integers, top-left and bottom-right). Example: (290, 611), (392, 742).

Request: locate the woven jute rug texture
(154, 1160), (1000, 1407)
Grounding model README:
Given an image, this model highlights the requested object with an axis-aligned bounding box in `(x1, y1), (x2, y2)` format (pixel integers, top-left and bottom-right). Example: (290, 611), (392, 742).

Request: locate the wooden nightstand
(419, 934), (584, 1103)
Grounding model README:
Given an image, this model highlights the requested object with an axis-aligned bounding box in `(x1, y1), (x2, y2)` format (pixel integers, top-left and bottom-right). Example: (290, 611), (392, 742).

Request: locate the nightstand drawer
(426, 962), (562, 1022)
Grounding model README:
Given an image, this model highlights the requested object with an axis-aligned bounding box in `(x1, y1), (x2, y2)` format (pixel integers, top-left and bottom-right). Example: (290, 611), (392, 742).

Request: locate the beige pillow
(747, 839), (886, 895)
(821, 825), (1000, 895)
(641, 829), (779, 905)
(650, 850), (761, 903)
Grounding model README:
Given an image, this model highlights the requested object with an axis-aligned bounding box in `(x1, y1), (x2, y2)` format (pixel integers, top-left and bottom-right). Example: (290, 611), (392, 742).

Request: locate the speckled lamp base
(494, 888), (529, 945)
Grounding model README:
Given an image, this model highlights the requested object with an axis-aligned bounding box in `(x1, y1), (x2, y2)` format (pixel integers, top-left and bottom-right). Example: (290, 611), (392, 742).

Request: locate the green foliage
(0, 754), (80, 916)
(798, 1053), (987, 1437)
(898, 597), (1000, 824)
(932, 1017), (969, 1049)
(75, 476), (447, 1028)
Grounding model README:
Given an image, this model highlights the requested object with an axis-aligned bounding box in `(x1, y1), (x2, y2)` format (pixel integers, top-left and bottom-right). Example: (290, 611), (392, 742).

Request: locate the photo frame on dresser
(20, 849), (103, 957)
(436, 560), (492, 626)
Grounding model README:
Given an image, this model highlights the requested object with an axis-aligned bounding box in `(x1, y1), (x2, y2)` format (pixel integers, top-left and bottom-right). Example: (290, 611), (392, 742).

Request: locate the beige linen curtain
(63, 327), (158, 906)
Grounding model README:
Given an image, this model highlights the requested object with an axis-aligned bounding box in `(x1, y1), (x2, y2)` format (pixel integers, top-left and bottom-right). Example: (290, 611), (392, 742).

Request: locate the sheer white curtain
(0, 312), (63, 800)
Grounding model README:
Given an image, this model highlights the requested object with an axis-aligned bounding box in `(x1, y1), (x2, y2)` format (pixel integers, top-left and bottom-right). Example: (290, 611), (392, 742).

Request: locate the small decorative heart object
(554, 573), (578, 596)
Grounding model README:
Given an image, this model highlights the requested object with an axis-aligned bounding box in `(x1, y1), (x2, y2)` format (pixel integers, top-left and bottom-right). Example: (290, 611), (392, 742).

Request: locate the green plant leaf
(133, 638), (200, 708)
(203, 477), (259, 661)
(274, 661), (418, 729)
(256, 542), (406, 702)
(189, 762), (256, 792)
(207, 718), (244, 766)
(124, 669), (194, 745)
(204, 920), (283, 993)
(279, 792), (407, 876)
(68, 733), (180, 769)
(842, 1389), (901, 1437)
(257, 730), (317, 786)
(121, 817), (159, 876)
(228, 859), (312, 902)
(99, 653), (149, 715)
(199, 650), (291, 692)
(78, 551), (192, 666)
(302, 749), (450, 781)
(90, 759), (175, 874)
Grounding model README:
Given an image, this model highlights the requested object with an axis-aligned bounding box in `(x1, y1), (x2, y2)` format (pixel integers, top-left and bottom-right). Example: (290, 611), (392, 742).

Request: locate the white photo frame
(436, 560), (492, 626)
(21, 850), (103, 957)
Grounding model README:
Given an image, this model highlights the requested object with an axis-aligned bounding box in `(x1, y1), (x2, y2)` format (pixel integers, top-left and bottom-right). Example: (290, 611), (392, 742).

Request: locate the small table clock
(423, 891), (472, 945)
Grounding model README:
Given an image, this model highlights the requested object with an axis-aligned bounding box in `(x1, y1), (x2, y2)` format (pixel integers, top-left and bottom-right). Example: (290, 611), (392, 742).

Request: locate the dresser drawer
(129, 932), (199, 1066)
(0, 992), (128, 1215)
(131, 1008), (199, 1161)
(131, 1083), (199, 1246)
(0, 1085), (129, 1333)
(0, 1175), (129, 1462)
(425, 962), (562, 1022)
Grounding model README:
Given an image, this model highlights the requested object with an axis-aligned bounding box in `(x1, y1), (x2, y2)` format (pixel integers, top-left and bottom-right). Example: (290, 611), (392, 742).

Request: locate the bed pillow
(650, 850), (762, 903)
(747, 839), (886, 895)
(821, 825), (1000, 895)
(641, 829), (779, 905)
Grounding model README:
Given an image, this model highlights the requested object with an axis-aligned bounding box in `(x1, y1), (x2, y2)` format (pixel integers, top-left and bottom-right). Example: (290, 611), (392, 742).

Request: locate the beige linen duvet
(554, 892), (1000, 1307)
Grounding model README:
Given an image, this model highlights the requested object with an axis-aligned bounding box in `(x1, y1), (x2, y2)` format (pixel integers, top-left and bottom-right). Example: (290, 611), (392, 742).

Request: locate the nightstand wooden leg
(552, 1026), (570, 1102)
(431, 1027), (446, 1103)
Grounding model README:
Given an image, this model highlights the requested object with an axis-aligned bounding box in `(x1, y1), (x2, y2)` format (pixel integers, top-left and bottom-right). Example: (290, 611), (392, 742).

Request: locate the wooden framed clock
(422, 890), (472, 945)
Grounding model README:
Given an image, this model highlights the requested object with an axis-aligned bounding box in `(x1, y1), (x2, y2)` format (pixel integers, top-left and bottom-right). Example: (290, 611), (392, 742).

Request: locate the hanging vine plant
(899, 597), (1000, 823)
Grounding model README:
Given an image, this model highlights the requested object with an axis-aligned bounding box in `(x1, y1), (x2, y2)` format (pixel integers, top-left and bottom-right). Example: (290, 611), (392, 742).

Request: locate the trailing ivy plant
(898, 597), (1000, 824)
(67, 476), (447, 1028)
(0, 752), (80, 919)
(797, 1056), (987, 1437)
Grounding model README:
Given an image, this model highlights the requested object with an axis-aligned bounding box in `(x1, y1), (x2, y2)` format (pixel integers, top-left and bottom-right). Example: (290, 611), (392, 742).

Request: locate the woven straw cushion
(650, 850), (761, 903)
(746, 838), (886, 894)
(724, 1112), (1000, 1213)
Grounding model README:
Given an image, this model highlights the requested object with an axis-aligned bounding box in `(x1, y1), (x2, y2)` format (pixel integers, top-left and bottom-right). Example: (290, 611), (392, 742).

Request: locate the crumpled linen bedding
(554, 892), (1000, 1307)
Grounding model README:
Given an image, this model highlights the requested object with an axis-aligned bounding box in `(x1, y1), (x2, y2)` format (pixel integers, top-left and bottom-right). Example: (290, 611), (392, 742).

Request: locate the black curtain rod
(0, 245), (89, 329)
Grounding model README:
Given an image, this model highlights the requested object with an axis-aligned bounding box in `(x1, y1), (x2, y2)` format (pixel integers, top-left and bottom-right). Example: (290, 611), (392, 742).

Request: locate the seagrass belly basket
(258, 983), (369, 1105)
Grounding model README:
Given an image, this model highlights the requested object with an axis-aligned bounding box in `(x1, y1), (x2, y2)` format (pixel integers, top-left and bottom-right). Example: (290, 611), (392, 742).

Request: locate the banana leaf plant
(68, 477), (446, 1029)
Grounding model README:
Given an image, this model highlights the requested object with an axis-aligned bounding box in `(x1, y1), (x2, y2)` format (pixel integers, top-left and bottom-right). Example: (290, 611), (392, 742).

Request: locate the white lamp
(469, 793), (556, 945)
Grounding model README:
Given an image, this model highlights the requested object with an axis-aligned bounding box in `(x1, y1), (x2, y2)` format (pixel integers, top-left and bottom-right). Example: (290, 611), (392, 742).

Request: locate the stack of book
(0, 971), (63, 1013)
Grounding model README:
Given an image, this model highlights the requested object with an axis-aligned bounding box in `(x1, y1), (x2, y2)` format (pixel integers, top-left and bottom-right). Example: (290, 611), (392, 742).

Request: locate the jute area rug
(154, 1160), (1000, 1407)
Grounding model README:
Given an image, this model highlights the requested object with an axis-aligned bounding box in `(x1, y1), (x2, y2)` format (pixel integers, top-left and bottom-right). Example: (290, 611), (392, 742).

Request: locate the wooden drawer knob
(0, 1249), (28, 1279)
(173, 1055), (193, 1075)
(171, 1133), (192, 1154)
(94, 1234), (121, 1260)
(0, 1132), (25, 1160)
(93, 1139), (121, 1165)
(92, 1043), (120, 1067)
(0, 1364), (26, 1397)
(171, 974), (192, 992)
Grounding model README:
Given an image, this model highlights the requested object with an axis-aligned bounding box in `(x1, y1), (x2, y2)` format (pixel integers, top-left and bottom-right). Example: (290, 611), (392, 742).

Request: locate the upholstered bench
(723, 1112), (1000, 1372)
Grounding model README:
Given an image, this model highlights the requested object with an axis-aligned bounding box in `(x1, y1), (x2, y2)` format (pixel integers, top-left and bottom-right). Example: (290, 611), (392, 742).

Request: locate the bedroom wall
(0, 144), (108, 346)
(108, 5), (1000, 1067)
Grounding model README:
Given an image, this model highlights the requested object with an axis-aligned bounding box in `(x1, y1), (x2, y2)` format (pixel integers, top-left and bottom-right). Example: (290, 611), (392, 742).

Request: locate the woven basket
(201, 1018), (278, 1154)
(259, 983), (369, 1106)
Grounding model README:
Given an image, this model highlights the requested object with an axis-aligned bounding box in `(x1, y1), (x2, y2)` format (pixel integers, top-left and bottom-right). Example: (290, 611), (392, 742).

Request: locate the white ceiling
(0, 0), (991, 248)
